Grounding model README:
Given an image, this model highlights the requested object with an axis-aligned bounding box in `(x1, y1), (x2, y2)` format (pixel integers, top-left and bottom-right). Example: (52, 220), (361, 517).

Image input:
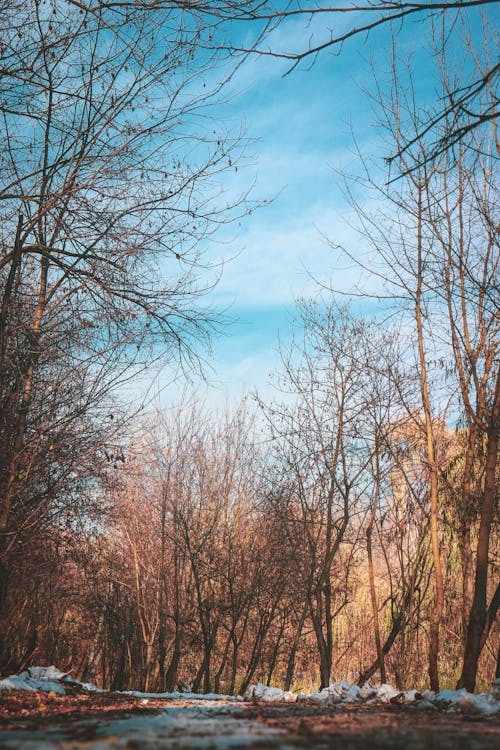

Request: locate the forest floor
(1, 689), (500, 750)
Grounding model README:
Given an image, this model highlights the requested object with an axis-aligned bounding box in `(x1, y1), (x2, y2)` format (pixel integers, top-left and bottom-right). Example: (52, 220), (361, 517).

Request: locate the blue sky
(190, 18), (382, 405)
(152, 4), (499, 410)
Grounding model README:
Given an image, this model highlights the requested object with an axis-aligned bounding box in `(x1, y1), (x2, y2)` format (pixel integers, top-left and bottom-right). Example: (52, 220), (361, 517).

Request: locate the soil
(0, 689), (175, 730)
(0, 689), (499, 749)
(240, 702), (500, 749)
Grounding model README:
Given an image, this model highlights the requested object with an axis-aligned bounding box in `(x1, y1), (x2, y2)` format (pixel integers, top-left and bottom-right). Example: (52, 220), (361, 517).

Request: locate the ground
(1, 690), (499, 749)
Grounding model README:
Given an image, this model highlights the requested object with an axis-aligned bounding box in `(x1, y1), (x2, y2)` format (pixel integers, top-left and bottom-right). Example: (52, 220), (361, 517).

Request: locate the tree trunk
(458, 367), (500, 691)
(165, 626), (182, 692)
(367, 455), (386, 683)
(239, 608), (275, 695)
(415, 182), (444, 692)
(214, 629), (232, 694)
(310, 594), (331, 689)
(457, 423), (478, 641)
(357, 612), (404, 686)
(284, 600), (308, 691)
(266, 614), (286, 686)
(460, 523), (474, 640)
(0, 250), (48, 627)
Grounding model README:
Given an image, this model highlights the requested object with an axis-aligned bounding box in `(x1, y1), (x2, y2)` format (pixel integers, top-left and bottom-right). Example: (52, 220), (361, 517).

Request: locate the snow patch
(435, 688), (500, 716)
(244, 683), (297, 702)
(245, 680), (500, 716)
(122, 689), (238, 701)
(0, 703), (284, 749)
(0, 669), (66, 695)
(0, 665), (103, 695)
(300, 680), (362, 705)
(1, 665), (498, 718)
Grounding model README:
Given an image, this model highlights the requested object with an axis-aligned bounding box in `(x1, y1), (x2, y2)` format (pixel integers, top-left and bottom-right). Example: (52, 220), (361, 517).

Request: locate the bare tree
(260, 302), (386, 688)
(52, 2), (498, 165)
(0, 0), (251, 630)
(325, 23), (498, 689)
(208, 1), (499, 165)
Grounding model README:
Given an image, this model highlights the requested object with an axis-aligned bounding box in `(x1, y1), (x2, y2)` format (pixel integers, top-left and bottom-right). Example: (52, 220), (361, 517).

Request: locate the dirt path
(0, 692), (499, 749)
(240, 703), (500, 749)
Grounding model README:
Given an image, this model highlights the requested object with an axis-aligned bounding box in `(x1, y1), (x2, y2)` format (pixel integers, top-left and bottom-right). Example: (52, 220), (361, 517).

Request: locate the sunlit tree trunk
(415, 181), (444, 693)
(458, 367), (500, 691)
(367, 444), (386, 684)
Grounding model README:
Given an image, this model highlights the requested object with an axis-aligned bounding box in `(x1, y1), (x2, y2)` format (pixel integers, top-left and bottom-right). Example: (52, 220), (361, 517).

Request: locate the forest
(0, 0), (498, 706)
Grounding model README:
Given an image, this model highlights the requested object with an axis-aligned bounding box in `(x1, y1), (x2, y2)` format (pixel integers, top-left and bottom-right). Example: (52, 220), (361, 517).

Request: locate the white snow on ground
(122, 689), (239, 701)
(0, 666), (234, 700)
(1, 665), (499, 717)
(243, 681), (500, 716)
(244, 683), (297, 702)
(433, 688), (500, 716)
(0, 703), (285, 749)
(301, 680), (362, 705)
(0, 665), (103, 694)
(0, 669), (66, 695)
(90, 704), (284, 748)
